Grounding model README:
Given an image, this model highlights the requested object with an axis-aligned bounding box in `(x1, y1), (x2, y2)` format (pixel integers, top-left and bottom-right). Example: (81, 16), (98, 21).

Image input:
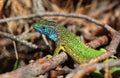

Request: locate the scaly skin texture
(33, 20), (106, 64)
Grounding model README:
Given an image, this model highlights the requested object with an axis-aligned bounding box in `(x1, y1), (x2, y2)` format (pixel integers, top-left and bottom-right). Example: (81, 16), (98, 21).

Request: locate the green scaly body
(54, 25), (105, 63)
(34, 20), (106, 64)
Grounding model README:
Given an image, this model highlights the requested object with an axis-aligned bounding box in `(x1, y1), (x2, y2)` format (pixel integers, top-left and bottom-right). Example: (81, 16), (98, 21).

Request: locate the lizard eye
(42, 27), (45, 29)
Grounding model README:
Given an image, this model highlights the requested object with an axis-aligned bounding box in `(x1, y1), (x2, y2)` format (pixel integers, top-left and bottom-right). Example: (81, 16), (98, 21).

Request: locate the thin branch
(0, 31), (38, 49)
(86, 35), (108, 48)
(0, 12), (117, 34)
(0, 14), (37, 23)
(66, 59), (120, 78)
(0, 32), (40, 46)
(0, 31), (53, 54)
(0, 52), (68, 78)
(107, 32), (120, 53)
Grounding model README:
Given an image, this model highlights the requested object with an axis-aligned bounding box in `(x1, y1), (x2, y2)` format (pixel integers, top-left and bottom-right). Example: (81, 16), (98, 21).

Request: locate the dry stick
(0, 31), (52, 53)
(66, 59), (120, 78)
(0, 31), (38, 49)
(0, 32), (40, 46)
(0, 52), (68, 78)
(86, 35), (108, 48)
(0, 32), (40, 60)
(0, 12), (117, 33)
(0, 31), (53, 54)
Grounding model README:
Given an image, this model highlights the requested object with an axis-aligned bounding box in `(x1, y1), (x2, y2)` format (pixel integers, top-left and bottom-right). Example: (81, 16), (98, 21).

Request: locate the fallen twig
(0, 12), (117, 33)
(86, 35), (108, 48)
(0, 32), (40, 46)
(0, 31), (52, 54)
(0, 52), (68, 78)
(66, 59), (120, 78)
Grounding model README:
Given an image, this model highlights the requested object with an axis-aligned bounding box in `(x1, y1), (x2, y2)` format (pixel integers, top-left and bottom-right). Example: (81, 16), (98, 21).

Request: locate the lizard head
(33, 20), (58, 42)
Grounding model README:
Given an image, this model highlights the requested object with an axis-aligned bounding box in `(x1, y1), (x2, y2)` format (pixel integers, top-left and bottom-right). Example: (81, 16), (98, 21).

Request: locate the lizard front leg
(54, 43), (65, 55)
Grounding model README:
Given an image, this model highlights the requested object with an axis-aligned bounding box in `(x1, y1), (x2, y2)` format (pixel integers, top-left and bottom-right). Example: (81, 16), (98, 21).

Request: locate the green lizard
(33, 20), (106, 64)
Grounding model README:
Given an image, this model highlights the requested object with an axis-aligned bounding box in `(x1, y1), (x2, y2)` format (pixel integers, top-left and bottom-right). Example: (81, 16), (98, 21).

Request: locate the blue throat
(33, 26), (58, 42)
(48, 34), (58, 42)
